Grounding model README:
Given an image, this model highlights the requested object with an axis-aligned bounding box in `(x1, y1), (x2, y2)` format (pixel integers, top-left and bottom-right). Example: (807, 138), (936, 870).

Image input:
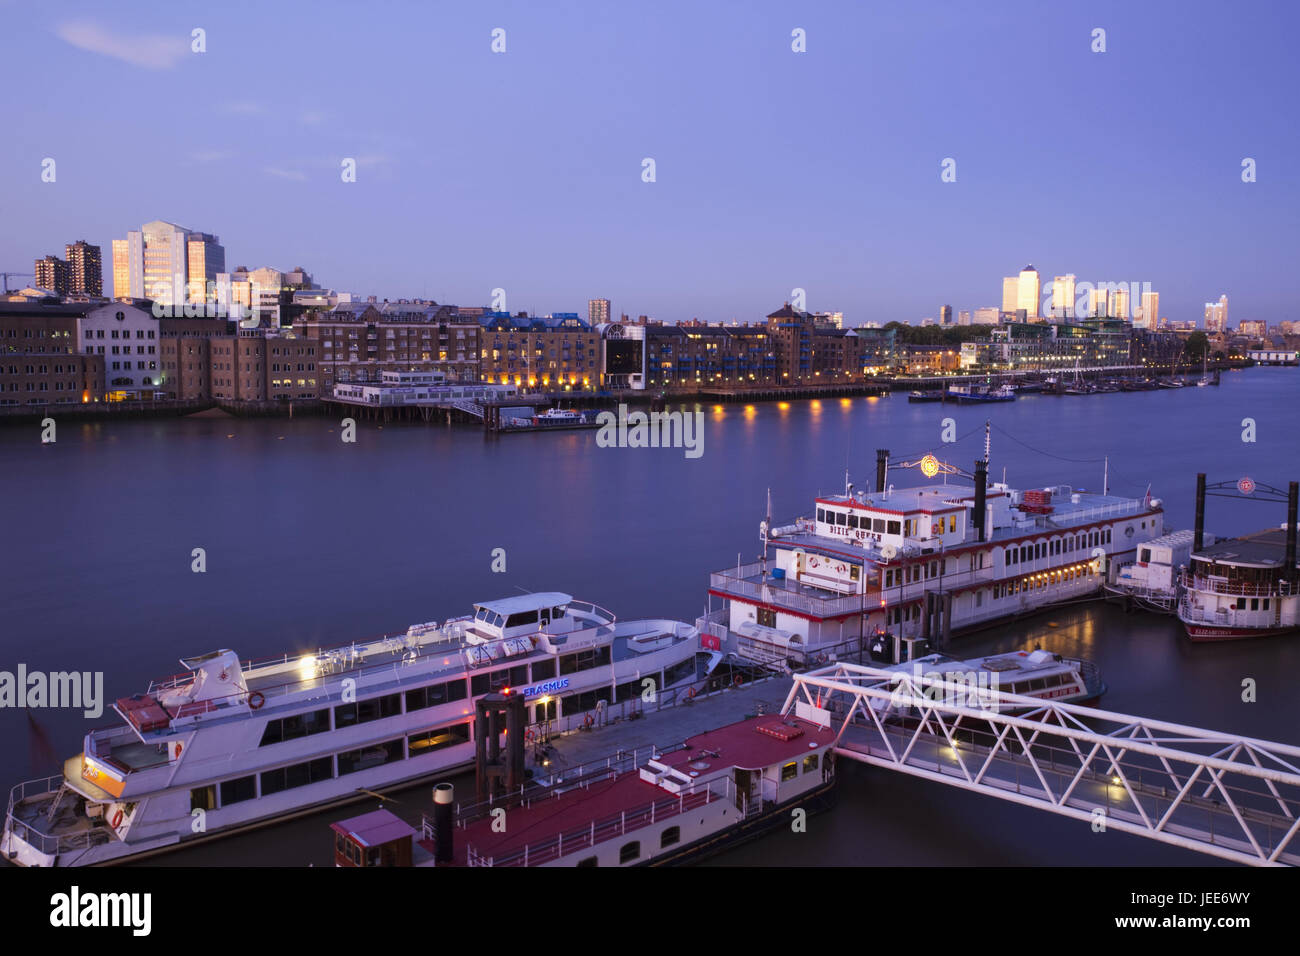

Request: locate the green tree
(1185, 330), (1209, 360)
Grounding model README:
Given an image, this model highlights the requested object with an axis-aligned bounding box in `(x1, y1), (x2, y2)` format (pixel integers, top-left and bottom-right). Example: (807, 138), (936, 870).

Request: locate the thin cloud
(264, 167), (307, 181)
(56, 20), (189, 70)
(191, 149), (234, 163)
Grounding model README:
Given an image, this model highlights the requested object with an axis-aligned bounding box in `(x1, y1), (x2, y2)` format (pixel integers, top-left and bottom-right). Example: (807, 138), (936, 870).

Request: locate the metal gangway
(782, 663), (1300, 866)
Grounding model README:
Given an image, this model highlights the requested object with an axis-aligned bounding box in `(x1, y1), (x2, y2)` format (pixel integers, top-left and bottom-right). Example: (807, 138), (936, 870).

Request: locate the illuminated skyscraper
(588, 298), (611, 325)
(1204, 295), (1228, 332)
(1137, 290), (1159, 330)
(1051, 274), (1076, 320)
(112, 220), (225, 307)
(1108, 286), (1130, 321)
(1017, 265), (1040, 320)
(1001, 276), (1019, 314)
(64, 240), (102, 295)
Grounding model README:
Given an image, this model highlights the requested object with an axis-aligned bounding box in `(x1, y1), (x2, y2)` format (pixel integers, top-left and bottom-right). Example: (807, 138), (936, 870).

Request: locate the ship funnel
(1287, 481), (1298, 583)
(433, 783), (455, 864)
(876, 449), (889, 494)
(973, 459), (988, 542)
(1194, 473), (1206, 552)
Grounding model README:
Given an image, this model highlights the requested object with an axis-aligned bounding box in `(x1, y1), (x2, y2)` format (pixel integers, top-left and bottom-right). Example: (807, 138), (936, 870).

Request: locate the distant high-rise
(112, 220), (225, 307)
(33, 255), (69, 296)
(958, 310), (971, 326)
(588, 298), (611, 325)
(1017, 265), (1040, 320)
(939, 304), (953, 326)
(1204, 294), (1228, 332)
(1137, 290), (1159, 330)
(1051, 275), (1076, 320)
(1108, 286), (1130, 321)
(64, 240), (103, 295)
(1001, 276), (1019, 315)
(1089, 287), (1109, 318)
(973, 307), (999, 325)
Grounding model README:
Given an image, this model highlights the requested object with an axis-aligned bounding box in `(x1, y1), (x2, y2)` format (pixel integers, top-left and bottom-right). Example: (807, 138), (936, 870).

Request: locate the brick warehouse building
(478, 312), (599, 391)
(0, 301), (104, 406)
(295, 301), (479, 392)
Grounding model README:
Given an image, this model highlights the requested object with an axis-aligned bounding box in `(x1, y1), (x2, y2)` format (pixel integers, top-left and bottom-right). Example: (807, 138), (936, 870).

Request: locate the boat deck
(1193, 528), (1297, 568)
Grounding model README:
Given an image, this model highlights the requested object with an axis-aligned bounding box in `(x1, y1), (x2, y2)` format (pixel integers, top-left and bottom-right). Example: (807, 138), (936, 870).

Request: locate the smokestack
(433, 783), (454, 864)
(876, 449), (889, 494)
(1286, 481), (1298, 583)
(1194, 473), (1206, 553)
(973, 459), (987, 542)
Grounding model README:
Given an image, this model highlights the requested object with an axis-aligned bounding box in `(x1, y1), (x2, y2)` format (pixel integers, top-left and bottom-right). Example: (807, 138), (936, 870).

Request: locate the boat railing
(1046, 499), (1144, 527)
(462, 786), (720, 867)
(1180, 572), (1294, 598)
(4, 775), (113, 856)
(710, 562), (867, 616)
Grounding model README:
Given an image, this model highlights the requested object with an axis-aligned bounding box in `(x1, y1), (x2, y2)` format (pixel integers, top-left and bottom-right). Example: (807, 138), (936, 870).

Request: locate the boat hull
(1181, 622), (1298, 642)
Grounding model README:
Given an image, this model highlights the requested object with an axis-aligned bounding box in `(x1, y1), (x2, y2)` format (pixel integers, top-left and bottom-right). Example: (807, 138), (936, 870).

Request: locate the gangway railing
(782, 662), (1300, 866)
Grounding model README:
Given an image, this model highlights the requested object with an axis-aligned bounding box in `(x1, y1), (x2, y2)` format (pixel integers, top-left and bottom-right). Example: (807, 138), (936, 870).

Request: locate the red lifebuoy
(931, 522), (942, 535)
(583, 713), (594, 729)
(733, 674), (743, 687)
(687, 686), (697, 699)
(110, 809), (124, 829)
(248, 691), (265, 711)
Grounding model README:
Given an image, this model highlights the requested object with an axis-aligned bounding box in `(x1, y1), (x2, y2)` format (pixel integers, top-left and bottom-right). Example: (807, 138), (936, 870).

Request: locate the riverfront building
(0, 301), (103, 406)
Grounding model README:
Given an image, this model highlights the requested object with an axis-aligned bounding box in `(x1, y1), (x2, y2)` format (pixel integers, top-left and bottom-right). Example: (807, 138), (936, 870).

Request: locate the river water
(2, 368), (1297, 866)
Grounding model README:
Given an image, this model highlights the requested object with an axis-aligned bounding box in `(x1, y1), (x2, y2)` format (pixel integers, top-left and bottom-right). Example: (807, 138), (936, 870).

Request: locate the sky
(2, 0), (1297, 326)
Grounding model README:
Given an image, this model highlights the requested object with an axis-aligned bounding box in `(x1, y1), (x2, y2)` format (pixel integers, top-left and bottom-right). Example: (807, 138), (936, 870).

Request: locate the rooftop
(1193, 527), (1298, 568)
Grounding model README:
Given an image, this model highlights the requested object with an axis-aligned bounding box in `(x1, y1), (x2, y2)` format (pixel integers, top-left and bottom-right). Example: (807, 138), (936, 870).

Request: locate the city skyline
(3, 3), (1296, 326)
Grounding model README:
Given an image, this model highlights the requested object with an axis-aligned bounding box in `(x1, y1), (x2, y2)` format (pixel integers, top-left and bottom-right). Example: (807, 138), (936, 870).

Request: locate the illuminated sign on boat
(1237, 477), (1255, 495)
(920, 455), (940, 478)
(521, 678), (570, 698)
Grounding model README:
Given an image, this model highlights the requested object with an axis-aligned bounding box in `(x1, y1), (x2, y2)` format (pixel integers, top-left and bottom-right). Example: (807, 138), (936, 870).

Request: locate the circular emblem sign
(920, 455), (940, 478)
(1238, 477), (1255, 495)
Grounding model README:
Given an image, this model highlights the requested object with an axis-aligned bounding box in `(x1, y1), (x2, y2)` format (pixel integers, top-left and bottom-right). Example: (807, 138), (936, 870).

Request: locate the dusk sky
(3, 0), (1297, 325)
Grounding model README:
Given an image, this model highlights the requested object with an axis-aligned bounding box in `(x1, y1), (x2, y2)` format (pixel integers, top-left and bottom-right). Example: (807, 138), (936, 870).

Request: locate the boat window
(948, 515), (956, 533)
(191, 785), (217, 812)
(335, 693), (402, 729)
(873, 519), (886, 533)
(260, 707), (331, 746)
(560, 645), (611, 675)
(1028, 679), (1046, 692)
(337, 739), (404, 776)
(408, 723), (471, 756)
(531, 659), (557, 681)
(660, 826), (681, 849)
(475, 608), (488, 622)
(817, 508), (826, 523)
(781, 762), (798, 781)
(219, 775), (256, 806)
(262, 756), (334, 796)
(577, 856), (598, 867)
(836, 511), (847, 526)
(848, 514), (858, 529)
(619, 841), (641, 864)
(887, 520), (901, 535)
(535, 699), (557, 721)
(505, 610), (539, 628)
(803, 753), (819, 773)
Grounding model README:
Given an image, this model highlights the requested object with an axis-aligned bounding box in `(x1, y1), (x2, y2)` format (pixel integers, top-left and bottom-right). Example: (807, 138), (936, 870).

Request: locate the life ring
(687, 686), (697, 699)
(733, 674), (743, 687)
(248, 691), (265, 711)
(931, 522), (942, 536)
(583, 713), (594, 729)
(525, 729), (535, 742)
(110, 809), (124, 829)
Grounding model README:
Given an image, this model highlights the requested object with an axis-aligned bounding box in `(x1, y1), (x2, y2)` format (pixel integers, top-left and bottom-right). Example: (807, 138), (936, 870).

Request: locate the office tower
(1001, 276), (1019, 314)
(112, 239), (131, 298)
(1051, 274), (1077, 320)
(939, 305), (953, 326)
(112, 220), (225, 307)
(1137, 290), (1159, 330)
(1204, 294), (1228, 332)
(1090, 287), (1109, 317)
(1017, 265), (1040, 320)
(973, 307), (999, 325)
(958, 310), (971, 326)
(64, 240), (103, 295)
(1109, 286), (1130, 321)
(33, 255), (69, 296)
(588, 298), (611, 325)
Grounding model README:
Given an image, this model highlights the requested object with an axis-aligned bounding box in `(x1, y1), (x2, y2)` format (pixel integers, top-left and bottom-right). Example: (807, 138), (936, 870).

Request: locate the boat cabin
(331, 808), (424, 867)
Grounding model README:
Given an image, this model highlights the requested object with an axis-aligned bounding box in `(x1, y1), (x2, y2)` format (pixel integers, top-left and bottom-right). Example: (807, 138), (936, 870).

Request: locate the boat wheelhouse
(700, 446), (1164, 669)
(2, 593), (701, 867)
(1178, 526), (1300, 640)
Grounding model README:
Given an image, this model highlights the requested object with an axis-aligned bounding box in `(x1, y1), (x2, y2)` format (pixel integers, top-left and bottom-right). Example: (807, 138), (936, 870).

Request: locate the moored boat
(2, 593), (703, 867)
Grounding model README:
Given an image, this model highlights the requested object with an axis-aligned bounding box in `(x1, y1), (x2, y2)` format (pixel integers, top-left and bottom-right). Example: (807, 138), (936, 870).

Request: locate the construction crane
(1, 271), (35, 293)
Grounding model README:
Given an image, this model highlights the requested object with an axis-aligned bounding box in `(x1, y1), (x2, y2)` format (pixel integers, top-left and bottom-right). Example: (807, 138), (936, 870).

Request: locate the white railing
(710, 563), (867, 616)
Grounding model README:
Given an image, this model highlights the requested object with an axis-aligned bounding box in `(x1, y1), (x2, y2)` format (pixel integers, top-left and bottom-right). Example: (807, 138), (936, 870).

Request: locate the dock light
(298, 656), (318, 681)
(1111, 776), (1121, 785)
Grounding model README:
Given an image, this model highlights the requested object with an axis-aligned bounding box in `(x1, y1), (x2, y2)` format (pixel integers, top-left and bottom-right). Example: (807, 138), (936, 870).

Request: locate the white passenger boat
(2, 593), (701, 867)
(1105, 529), (1202, 613)
(699, 440), (1165, 667)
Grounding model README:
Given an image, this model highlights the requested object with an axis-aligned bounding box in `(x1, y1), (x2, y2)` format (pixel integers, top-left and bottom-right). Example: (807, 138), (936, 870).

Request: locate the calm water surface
(2, 368), (1298, 866)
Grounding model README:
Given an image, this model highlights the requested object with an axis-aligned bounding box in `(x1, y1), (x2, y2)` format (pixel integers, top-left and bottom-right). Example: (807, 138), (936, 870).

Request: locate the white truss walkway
(781, 662), (1300, 866)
